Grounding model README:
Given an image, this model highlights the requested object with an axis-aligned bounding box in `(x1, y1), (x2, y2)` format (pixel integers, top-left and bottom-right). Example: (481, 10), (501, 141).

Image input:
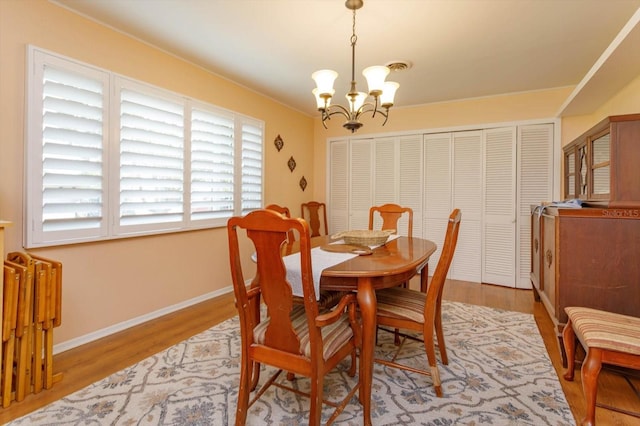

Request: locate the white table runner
(283, 235), (399, 298)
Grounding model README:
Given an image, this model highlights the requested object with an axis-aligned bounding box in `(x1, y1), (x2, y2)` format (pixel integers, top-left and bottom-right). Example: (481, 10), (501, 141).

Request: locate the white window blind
(26, 46), (263, 247)
(118, 86), (185, 229)
(240, 121), (263, 214)
(190, 107), (235, 222)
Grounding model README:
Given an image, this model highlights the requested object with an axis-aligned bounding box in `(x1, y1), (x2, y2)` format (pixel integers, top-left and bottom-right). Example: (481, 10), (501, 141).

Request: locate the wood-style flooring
(1, 280), (639, 425)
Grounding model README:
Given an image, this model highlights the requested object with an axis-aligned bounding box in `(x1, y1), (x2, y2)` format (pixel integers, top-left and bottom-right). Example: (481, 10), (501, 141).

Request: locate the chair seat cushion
(565, 307), (640, 356)
(376, 286), (425, 324)
(293, 290), (352, 309)
(254, 305), (354, 360)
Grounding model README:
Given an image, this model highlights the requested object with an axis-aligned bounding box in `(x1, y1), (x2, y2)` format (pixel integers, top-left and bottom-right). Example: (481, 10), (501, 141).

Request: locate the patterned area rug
(10, 301), (574, 425)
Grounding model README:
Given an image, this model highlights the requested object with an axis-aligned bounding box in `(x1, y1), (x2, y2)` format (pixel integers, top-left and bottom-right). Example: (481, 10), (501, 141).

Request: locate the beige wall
(560, 74), (640, 145)
(0, 0), (315, 347)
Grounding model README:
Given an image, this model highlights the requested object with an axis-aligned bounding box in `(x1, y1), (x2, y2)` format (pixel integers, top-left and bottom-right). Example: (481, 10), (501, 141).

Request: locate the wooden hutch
(530, 114), (640, 365)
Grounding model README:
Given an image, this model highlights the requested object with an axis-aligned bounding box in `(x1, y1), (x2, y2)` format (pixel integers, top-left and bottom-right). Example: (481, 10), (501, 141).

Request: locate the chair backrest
(227, 209), (320, 354)
(265, 203), (295, 243)
(368, 203), (413, 237)
(425, 209), (461, 306)
(301, 201), (328, 237)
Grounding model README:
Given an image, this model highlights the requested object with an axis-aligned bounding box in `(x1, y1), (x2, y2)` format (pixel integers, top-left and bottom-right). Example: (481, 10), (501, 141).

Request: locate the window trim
(25, 46), (264, 248)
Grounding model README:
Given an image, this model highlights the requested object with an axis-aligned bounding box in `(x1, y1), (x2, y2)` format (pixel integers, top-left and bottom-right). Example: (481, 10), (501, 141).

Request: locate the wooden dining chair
(301, 201), (328, 237)
(374, 208), (461, 397)
(227, 209), (361, 426)
(265, 203), (295, 244)
(368, 203), (413, 237)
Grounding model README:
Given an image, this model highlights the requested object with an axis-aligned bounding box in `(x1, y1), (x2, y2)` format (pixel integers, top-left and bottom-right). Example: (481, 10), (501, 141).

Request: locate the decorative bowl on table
(330, 229), (395, 246)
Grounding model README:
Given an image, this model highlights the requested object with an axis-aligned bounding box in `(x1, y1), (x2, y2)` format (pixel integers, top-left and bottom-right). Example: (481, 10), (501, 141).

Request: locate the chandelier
(312, 0), (399, 133)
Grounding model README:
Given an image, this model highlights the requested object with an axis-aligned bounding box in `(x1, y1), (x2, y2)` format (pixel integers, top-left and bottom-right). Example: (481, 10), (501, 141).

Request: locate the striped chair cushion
(254, 304), (354, 360)
(376, 286), (426, 324)
(293, 290), (352, 309)
(565, 306), (640, 356)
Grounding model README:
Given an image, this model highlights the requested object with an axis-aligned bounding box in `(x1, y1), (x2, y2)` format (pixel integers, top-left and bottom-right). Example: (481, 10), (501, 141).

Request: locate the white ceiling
(52, 0), (640, 117)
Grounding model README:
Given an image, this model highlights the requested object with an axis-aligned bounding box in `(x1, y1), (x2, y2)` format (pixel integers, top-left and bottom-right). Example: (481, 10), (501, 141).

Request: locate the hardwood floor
(1, 280), (639, 424)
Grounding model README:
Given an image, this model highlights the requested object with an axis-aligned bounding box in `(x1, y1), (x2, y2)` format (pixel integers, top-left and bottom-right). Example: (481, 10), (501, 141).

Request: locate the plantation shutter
(190, 108), (235, 223)
(240, 120), (263, 214)
(118, 85), (185, 230)
(27, 53), (109, 247)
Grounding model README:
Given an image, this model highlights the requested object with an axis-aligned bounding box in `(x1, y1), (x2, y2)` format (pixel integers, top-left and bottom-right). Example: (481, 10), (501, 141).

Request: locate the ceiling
(52, 0), (640, 117)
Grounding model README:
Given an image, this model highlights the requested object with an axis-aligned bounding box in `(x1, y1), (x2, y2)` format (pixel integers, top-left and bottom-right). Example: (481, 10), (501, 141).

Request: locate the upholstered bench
(562, 306), (640, 426)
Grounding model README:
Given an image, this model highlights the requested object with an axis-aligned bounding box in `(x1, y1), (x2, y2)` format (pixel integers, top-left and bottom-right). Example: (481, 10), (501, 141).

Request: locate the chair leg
(349, 348), (357, 377)
(235, 357), (251, 425)
(581, 348), (602, 426)
(423, 324), (442, 397)
(309, 374), (323, 426)
(435, 304), (448, 365)
(562, 320), (576, 381)
(250, 361), (261, 391)
(430, 364), (442, 397)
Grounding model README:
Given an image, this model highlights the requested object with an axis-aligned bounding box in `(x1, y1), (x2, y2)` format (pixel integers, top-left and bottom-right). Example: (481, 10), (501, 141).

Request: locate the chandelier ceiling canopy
(312, 0), (399, 133)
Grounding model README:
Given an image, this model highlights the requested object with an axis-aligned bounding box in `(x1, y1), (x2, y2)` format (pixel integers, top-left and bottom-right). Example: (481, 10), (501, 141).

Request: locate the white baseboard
(53, 286), (234, 355)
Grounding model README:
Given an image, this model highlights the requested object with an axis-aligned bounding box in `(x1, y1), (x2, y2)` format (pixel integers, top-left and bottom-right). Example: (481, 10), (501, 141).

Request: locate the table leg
(357, 277), (375, 426)
(420, 263), (429, 292)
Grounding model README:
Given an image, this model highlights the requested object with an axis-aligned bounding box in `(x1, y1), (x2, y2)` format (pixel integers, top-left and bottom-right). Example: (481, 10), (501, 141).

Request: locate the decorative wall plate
(274, 134), (284, 152)
(299, 176), (307, 191)
(288, 156), (296, 172)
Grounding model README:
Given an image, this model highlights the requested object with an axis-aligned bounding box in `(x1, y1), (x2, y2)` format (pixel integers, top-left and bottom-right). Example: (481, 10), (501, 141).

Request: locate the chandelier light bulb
(311, 69), (338, 97)
(312, 88), (333, 110)
(347, 92), (367, 113)
(380, 81), (400, 108)
(362, 65), (390, 96)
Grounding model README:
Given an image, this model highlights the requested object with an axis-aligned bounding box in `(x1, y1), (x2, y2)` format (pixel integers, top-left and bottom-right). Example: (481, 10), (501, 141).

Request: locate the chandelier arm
(354, 103), (390, 126)
(325, 104), (352, 119)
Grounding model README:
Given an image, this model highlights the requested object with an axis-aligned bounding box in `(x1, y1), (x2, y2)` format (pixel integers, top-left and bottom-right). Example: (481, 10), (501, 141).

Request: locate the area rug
(10, 301), (574, 425)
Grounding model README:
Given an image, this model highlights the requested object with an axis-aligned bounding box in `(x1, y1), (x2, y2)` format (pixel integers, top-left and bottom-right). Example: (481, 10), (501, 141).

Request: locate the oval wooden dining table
(295, 235), (437, 426)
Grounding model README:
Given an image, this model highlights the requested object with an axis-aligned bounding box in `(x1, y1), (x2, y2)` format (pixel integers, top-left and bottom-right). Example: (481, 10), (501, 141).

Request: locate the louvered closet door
(399, 135), (424, 237)
(372, 136), (423, 237)
(349, 139), (374, 230)
(451, 131), (482, 282)
(424, 133), (452, 269)
(517, 123), (554, 288)
(482, 127), (516, 286)
(329, 139), (349, 234)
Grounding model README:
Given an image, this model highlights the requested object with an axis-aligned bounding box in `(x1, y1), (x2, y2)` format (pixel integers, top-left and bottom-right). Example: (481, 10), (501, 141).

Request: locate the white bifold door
(328, 123), (554, 288)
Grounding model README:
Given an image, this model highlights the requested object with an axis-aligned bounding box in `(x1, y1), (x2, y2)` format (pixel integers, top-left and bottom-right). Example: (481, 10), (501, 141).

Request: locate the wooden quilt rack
(2, 252), (63, 408)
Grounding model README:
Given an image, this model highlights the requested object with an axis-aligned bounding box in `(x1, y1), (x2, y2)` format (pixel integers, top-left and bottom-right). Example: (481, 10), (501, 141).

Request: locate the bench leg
(562, 319), (576, 381)
(581, 347), (603, 426)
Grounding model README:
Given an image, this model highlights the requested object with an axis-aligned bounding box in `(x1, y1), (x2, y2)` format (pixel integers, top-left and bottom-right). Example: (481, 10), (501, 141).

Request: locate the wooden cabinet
(563, 113), (640, 207)
(530, 206), (640, 365)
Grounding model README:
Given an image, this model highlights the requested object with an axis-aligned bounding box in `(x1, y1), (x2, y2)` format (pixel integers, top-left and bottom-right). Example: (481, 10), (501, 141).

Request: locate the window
(26, 46), (263, 248)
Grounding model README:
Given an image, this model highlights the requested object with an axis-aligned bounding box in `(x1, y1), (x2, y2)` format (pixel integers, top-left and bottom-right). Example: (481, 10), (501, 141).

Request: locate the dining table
(286, 235), (437, 426)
